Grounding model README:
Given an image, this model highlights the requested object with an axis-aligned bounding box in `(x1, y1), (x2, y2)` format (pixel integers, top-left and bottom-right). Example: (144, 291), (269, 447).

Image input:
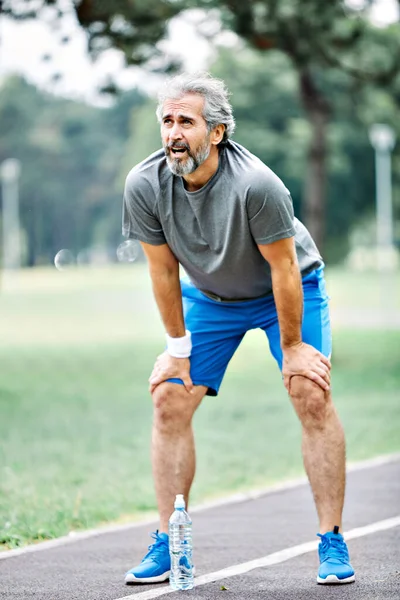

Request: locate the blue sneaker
(317, 526), (355, 584)
(125, 531), (170, 584)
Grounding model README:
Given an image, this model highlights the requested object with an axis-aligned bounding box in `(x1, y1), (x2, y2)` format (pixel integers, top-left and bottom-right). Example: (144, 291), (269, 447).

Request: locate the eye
(163, 118), (172, 125)
(183, 119), (192, 125)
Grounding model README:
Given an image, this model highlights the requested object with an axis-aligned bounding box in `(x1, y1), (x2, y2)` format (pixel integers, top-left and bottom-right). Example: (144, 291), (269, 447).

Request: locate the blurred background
(0, 0), (399, 550)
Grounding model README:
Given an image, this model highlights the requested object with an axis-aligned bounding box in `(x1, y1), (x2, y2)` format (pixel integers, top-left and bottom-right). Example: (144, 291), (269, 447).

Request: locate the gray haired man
(122, 72), (354, 586)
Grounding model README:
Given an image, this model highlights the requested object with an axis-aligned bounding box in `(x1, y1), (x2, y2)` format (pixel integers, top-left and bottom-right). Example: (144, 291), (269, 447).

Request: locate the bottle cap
(174, 494), (186, 509)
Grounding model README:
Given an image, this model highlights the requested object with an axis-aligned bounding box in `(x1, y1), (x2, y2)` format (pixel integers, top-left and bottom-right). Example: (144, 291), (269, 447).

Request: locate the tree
(4, 0), (400, 250)
(1, 58), (397, 266)
(200, 1), (400, 249)
(0, 76), (146, 265)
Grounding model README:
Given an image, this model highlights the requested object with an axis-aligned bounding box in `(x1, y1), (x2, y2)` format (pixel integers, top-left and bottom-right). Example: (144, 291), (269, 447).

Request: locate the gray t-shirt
(122, 140), (322, 300)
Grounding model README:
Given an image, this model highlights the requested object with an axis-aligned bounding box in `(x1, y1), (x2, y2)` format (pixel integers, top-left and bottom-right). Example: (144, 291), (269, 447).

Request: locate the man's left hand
(282, 342), (331, 393)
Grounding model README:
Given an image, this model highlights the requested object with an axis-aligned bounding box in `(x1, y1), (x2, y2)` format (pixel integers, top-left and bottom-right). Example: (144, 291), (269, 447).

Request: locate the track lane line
(1, 452), (399, 560)
(117, 515), (400, 600)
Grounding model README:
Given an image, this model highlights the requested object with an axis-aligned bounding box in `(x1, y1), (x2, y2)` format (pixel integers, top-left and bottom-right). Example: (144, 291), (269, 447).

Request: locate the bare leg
(151, 382), (207, 533)
(289, 375), (346, 533)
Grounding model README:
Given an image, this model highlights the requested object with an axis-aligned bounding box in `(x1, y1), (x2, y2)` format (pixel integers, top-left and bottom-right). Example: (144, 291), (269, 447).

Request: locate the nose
(169, 122), (183, 142)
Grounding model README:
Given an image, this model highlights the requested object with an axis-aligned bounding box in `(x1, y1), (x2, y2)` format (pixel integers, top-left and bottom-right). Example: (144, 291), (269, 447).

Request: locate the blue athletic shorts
(167, 267), (332, 396)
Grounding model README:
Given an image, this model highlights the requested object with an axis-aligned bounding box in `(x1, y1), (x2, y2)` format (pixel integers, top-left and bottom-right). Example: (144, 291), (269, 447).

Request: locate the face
(161, 94), (212, 176)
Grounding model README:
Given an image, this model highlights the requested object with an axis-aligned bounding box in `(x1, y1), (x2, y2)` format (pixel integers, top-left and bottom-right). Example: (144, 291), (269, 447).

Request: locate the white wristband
(166, 330), (192, 358)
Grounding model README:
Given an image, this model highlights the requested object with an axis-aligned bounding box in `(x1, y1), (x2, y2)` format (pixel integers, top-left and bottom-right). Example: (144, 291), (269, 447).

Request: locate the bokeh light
(54, 249), (75, 270)
(116, 240), (140, 263)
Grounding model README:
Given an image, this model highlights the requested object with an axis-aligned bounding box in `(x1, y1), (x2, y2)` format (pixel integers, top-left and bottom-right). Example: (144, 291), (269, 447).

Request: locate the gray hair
(156, 72), (235, 143)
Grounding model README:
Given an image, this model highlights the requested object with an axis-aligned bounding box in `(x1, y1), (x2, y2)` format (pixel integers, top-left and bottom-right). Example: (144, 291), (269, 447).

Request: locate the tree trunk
(298, 69), (331, 253)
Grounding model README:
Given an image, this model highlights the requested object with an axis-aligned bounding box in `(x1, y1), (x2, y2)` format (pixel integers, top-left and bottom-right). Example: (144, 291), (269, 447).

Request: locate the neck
(183, 146), (220, 192)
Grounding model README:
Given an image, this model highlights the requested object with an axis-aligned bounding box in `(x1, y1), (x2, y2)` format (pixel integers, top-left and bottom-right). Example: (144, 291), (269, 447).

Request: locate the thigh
(264, 268), (332, 370)
(166, 279), (247, 396)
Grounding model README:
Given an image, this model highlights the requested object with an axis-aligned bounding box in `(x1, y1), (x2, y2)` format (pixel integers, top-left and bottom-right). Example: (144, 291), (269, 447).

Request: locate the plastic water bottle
(169, 494), (194, 590)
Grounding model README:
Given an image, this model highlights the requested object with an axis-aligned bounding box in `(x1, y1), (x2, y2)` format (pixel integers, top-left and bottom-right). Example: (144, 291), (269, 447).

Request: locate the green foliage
(5, 2), (399, 86)
(4, 1), (400, 255)
(119, 100), (161, 185)
(4, 0), (185, 70)
(0, 76), (146, 265)
(1, 28), (399, 266)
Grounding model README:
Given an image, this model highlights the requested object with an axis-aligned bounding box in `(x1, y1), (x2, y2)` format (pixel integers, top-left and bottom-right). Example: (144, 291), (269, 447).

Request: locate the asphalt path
(1, 457), (399, 600)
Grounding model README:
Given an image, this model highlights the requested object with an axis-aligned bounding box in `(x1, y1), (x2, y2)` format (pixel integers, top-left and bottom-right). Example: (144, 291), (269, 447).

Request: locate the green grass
(0, 265), (399, 549)
(325, 268), (400, 312)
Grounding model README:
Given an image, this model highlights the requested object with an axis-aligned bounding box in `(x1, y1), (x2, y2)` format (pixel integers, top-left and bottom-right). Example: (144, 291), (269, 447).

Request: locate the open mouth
(170, 146), (188, 156)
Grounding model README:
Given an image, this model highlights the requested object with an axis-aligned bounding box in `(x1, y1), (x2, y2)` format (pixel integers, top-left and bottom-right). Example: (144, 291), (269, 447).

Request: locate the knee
(152, 383), (194, 431)
(289, 375), (332, 430)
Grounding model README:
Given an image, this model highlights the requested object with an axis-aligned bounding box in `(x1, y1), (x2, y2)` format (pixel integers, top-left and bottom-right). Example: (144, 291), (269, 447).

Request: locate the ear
(210, 124), (225, 146)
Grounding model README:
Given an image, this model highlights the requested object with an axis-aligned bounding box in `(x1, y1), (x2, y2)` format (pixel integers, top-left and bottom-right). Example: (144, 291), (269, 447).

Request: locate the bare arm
(258, 237), (331, 391)
(258, 237), (303, 349)
(141, 241), (193, 393)
(141, 242), (185, 338)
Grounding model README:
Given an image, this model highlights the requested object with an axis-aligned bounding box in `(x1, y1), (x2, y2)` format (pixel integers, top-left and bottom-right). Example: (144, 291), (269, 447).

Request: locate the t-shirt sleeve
(247, 171), (296, 244)
(122, 170), (166, 245)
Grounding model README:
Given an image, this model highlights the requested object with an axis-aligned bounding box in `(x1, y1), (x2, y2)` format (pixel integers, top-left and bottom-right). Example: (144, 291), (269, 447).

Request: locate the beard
(164, 136), (211, 176)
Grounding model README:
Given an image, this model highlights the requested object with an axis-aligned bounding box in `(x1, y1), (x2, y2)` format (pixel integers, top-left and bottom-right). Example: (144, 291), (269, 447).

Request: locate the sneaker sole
(125, 571), (170, 584)
(317, 574), (355, 584)
(125, 566), (196, 585)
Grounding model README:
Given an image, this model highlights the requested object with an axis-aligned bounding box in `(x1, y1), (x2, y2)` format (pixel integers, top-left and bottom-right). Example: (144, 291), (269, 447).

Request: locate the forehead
(162, 93), (205, 119)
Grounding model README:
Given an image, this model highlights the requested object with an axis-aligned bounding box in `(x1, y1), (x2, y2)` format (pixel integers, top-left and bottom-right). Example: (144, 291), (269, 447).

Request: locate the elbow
(149, 263), (179, 281)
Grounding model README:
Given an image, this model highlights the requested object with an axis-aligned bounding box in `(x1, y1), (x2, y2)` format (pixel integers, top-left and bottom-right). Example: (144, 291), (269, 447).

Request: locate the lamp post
(369, 124), (396, 271)
(1, 158), (21, 270)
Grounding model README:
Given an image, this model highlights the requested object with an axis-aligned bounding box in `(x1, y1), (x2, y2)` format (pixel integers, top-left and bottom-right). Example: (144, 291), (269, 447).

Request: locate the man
(122, 72), (355, 586)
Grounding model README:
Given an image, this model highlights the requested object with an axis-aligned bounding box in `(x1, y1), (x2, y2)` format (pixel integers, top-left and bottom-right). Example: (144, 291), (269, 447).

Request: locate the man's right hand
(149, 351), (193, 394)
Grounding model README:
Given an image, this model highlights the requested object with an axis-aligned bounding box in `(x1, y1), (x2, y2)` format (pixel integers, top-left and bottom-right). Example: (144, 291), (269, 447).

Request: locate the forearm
(149, 265), (185, 338)
(271, 260), (303, 349)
